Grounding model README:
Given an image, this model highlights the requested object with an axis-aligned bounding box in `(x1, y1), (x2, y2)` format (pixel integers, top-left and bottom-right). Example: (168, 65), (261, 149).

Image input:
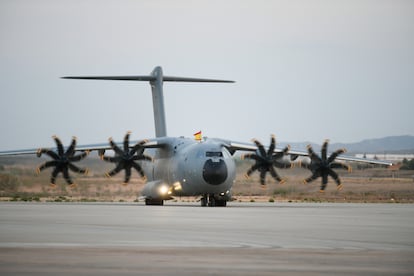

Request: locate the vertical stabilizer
(150, 67), (167, 137)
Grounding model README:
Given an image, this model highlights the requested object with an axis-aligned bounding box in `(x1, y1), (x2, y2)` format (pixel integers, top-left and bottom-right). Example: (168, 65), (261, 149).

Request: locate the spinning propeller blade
(241, 135), (290, 185)
(302, 140), (351, 192)
(36, 136), (89, 187)
(100, 132), (152, 184)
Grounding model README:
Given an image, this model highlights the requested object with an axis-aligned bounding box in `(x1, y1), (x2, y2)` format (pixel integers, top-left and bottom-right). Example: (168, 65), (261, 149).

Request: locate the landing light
(220, 191), (230, 196)
(173, 182), (182, 191)
(158, 185), (169, 196)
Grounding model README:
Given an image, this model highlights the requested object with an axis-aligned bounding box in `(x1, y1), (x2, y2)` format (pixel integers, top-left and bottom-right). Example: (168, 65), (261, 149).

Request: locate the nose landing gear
(201, 194), (227, 207)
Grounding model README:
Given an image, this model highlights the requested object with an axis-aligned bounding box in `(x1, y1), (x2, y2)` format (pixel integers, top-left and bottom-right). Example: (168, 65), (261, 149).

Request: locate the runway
(0, 202), (413, 275)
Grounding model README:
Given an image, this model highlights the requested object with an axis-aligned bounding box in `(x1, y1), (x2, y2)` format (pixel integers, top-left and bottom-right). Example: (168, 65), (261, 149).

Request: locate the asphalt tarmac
(0, 202), (413, 275)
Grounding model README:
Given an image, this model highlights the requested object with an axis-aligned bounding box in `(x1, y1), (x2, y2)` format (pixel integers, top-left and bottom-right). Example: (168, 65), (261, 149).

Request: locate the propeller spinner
(36, 136), (89, 188)
(100, 132), (152, 184)
(241, 135), (290, 185)
(302, 140), (352, 192)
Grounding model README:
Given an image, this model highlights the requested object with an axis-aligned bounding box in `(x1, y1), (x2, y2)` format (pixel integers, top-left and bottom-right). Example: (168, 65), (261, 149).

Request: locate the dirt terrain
(1, 155), (413, 203)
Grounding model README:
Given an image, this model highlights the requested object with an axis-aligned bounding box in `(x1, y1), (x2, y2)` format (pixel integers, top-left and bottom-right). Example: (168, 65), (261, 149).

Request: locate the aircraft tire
(208, 197), (216, 207)
(206, 195), (227, 207)
(145, 198), (164, 206)
(201, 196), (208, 207)
(215, 199), (227, 207)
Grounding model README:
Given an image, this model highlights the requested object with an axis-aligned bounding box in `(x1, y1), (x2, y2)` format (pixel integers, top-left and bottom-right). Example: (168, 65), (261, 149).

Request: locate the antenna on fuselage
(62, 66), (234, 137)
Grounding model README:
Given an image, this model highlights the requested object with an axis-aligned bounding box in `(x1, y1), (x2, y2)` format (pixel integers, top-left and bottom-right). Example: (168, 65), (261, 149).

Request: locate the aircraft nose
(203, 159), (228, 185)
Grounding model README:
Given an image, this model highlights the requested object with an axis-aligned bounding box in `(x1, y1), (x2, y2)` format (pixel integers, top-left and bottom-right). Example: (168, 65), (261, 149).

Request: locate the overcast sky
(1, 0), (413, 150)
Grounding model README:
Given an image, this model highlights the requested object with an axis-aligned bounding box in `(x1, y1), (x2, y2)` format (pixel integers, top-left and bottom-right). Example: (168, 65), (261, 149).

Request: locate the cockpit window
(206, 151), (223, 157)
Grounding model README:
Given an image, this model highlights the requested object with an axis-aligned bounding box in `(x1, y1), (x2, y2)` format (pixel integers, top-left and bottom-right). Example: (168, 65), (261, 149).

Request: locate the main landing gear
(201, 194), (227, 207)
(145, 198), (164, 205)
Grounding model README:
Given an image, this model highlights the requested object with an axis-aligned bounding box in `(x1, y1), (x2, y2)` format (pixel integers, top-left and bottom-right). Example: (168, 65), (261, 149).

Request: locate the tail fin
(63, 66), (234, 137)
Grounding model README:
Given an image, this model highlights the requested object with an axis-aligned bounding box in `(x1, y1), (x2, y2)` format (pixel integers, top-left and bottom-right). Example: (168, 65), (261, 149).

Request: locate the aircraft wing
(0, 138), (166, 157)
(217, 139), (285, 155)
(0, 148), (41, 156)
(217, 139), (392, 166)
(0, 142), (110, 157)
(287, 148), (392, 166)
(1, 136), (393, 166)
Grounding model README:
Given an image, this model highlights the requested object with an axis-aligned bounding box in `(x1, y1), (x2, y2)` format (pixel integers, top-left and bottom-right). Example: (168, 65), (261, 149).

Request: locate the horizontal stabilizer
(62, 66), (234, 138)
(62, 76), (234, 83)
(163, 76), (234, 83)
(62, 76), (154, 81)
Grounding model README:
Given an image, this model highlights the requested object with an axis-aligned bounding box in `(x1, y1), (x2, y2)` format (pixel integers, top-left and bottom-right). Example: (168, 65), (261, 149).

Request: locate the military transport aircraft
(0, 66), (391, 206)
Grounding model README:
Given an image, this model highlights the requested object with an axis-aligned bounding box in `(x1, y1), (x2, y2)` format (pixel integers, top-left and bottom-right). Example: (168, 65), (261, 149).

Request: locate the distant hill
(333, 135), (414, 153)
(283, 135), (414, 154)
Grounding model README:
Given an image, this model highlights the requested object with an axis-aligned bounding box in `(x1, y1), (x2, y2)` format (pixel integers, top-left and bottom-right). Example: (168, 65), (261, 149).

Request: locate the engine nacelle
(293, 156), (311, 167)
(276, 155), (294, 168)
(141, 180), (173, 200)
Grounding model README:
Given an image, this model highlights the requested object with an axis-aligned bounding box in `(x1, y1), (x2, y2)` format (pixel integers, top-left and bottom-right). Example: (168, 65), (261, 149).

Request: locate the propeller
(241, 134), (290, 185)
(36, 136), (89, 188)
(302, 139), (352, 192)
(100, 132), (152, 184)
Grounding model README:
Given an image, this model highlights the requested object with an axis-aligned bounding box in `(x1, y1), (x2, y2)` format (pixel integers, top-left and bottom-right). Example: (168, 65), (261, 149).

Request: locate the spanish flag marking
(194, 131), (202, 141)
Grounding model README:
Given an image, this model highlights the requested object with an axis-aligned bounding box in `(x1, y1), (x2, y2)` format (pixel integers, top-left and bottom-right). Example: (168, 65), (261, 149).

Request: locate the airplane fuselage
(140, 137), (235, 202)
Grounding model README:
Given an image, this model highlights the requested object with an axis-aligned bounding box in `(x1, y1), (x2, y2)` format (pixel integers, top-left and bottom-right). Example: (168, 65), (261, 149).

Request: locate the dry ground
(1, 155), (413, 203)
